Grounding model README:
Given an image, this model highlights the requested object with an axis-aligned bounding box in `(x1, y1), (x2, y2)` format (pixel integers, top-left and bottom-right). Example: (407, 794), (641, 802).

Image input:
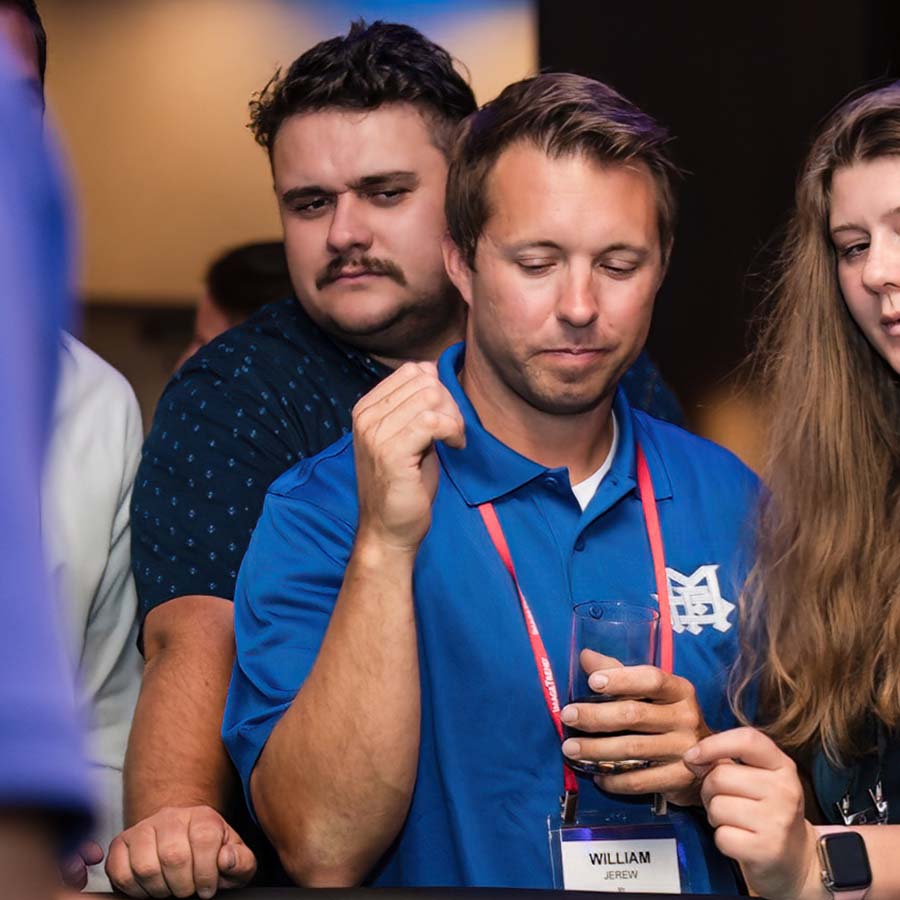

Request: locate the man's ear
(659, 237), (674, 285)
(442, 234), (474, 308)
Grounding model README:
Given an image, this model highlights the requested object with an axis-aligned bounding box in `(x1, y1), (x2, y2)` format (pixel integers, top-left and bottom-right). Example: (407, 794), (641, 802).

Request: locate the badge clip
(652, 792), (668, 817)
(836, 780), (889, 827)
(561, 789), (578, 825)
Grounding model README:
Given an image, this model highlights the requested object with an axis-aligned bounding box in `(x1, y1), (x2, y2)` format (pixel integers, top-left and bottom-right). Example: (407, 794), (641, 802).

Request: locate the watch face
(822, 832), (872, 890)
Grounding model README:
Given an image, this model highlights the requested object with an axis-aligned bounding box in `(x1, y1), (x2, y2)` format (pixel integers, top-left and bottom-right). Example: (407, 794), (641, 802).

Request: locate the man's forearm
(124, 631), (236, 823)
(252, 537), (421, 886)
(109, 597), (261, 898)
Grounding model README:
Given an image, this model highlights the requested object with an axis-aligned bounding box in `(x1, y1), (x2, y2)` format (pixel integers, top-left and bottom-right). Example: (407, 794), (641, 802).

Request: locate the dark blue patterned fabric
(620, 349), (686, 429)
(132, 298), (389, 619)
(132, 297), (684, 621)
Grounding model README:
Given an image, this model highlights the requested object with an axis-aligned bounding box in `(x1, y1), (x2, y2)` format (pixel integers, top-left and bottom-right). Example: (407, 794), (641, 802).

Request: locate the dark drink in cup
(563, 694), (653, 775)
(567, 601), (660, 775)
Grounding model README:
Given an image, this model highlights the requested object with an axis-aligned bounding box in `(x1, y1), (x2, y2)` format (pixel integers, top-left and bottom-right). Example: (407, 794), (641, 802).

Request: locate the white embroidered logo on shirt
(661, 565), (735, 635)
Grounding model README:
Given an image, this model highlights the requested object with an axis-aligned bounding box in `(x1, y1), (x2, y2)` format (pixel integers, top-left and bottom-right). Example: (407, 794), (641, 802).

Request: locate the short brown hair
(249, 20), (476, 159)
(446, 72), (680, 267)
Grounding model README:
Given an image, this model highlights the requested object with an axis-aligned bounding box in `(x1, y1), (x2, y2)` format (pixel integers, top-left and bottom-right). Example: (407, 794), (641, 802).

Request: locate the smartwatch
(815, 826), (872, 899)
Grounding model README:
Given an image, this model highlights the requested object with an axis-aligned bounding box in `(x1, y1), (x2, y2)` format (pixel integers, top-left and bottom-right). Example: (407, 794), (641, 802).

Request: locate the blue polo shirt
(224, 342), (758, 891)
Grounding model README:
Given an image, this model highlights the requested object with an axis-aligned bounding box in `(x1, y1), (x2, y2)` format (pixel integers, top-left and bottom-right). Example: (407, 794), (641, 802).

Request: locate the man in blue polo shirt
(223, 73), (758, 892)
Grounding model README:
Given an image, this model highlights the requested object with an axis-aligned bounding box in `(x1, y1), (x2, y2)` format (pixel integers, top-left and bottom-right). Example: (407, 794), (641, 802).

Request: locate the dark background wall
(539, 0), (900, 413)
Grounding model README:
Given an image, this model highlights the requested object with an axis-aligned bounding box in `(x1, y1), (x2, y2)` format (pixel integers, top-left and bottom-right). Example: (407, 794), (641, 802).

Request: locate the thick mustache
(315, 255), (407, 290)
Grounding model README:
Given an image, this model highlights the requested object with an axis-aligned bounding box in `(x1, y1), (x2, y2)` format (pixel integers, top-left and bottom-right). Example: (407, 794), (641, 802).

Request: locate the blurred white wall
(40, 0), (537, 305)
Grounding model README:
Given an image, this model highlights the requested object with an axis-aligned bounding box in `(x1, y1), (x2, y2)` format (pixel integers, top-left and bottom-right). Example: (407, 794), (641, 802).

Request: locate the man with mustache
(118, 21), (683, 898)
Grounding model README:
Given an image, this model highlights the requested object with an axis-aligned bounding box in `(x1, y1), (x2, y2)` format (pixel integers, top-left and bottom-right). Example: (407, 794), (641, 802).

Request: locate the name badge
(552, 822), (681, 893)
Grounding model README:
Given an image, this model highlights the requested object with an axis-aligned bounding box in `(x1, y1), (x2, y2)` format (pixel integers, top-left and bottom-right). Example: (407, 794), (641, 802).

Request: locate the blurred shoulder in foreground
(0, 27), (94, 899)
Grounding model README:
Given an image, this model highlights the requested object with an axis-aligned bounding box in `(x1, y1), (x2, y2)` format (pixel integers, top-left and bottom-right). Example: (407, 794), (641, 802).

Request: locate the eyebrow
(280, 186), (324, 206)
(831, 205), (900, 236)
(280, 171), (419, 206)
(599, 242), (651, 258)
(352, 171), (419, 191)
(507, 240), (563, 253)
(506, 240), (651, 257)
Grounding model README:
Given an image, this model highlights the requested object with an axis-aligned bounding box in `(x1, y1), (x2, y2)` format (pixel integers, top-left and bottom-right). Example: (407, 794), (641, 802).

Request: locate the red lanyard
(477, 443), (672, 808)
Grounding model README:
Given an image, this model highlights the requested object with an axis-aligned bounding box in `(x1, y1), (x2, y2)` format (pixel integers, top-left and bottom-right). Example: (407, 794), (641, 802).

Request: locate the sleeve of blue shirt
(223, 483), (355, 815)
(0, 52), (92, 832)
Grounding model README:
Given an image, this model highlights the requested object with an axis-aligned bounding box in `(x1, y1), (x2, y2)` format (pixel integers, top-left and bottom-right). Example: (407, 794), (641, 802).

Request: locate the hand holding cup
(560, 601), (710, 805)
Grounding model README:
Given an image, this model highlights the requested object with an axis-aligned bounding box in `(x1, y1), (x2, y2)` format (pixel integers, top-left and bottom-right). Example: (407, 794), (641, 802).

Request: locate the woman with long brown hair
(684, 82), (900, 899)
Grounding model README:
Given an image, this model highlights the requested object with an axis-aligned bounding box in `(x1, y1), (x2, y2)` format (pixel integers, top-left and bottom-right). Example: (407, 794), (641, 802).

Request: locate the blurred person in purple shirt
(0, 16), (94, 899)
(3, 3), (146, 891)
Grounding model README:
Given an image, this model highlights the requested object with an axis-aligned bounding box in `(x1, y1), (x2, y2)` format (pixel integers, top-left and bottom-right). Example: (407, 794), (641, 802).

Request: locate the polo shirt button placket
(574, 535), (586, 552)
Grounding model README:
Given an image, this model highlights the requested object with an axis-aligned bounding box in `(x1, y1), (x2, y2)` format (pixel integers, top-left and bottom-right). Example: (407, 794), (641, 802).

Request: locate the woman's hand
(684, 727), (826, 900)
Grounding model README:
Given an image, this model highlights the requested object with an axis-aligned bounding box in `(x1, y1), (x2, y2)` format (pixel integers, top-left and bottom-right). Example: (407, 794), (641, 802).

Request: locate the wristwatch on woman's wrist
(815, 826), (872, 899)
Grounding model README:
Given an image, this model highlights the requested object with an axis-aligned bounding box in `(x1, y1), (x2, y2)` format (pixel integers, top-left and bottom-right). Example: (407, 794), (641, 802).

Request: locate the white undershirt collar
(570, 412), (619, 512)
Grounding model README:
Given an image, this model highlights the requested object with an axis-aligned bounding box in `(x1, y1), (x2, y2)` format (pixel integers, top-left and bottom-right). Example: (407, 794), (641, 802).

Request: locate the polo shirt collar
(436, 344), (546, 505)
(598, 388), (674, 508)
(435, 343), (674, 507)
(630, 408), (674, 502)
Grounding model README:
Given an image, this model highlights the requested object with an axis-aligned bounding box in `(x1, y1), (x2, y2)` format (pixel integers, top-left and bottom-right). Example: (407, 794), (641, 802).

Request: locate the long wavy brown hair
(733, 82), (900, 765)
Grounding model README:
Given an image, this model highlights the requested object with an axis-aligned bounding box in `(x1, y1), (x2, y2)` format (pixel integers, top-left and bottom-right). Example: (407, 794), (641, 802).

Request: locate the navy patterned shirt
(132, 297), (684, 622)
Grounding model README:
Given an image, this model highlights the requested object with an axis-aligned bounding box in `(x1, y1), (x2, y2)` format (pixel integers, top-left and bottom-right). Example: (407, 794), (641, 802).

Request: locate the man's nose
(556, 267), (599, 327)
(326, 194), (374, 254)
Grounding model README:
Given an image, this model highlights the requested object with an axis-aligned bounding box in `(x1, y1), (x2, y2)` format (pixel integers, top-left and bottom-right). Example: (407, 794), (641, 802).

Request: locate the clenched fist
(352, 361), (465, 554)
(106, 806), (255, 898)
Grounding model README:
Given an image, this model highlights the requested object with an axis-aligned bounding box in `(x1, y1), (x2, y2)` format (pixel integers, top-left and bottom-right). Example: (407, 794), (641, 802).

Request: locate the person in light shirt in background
(43, 332), (143, 893)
